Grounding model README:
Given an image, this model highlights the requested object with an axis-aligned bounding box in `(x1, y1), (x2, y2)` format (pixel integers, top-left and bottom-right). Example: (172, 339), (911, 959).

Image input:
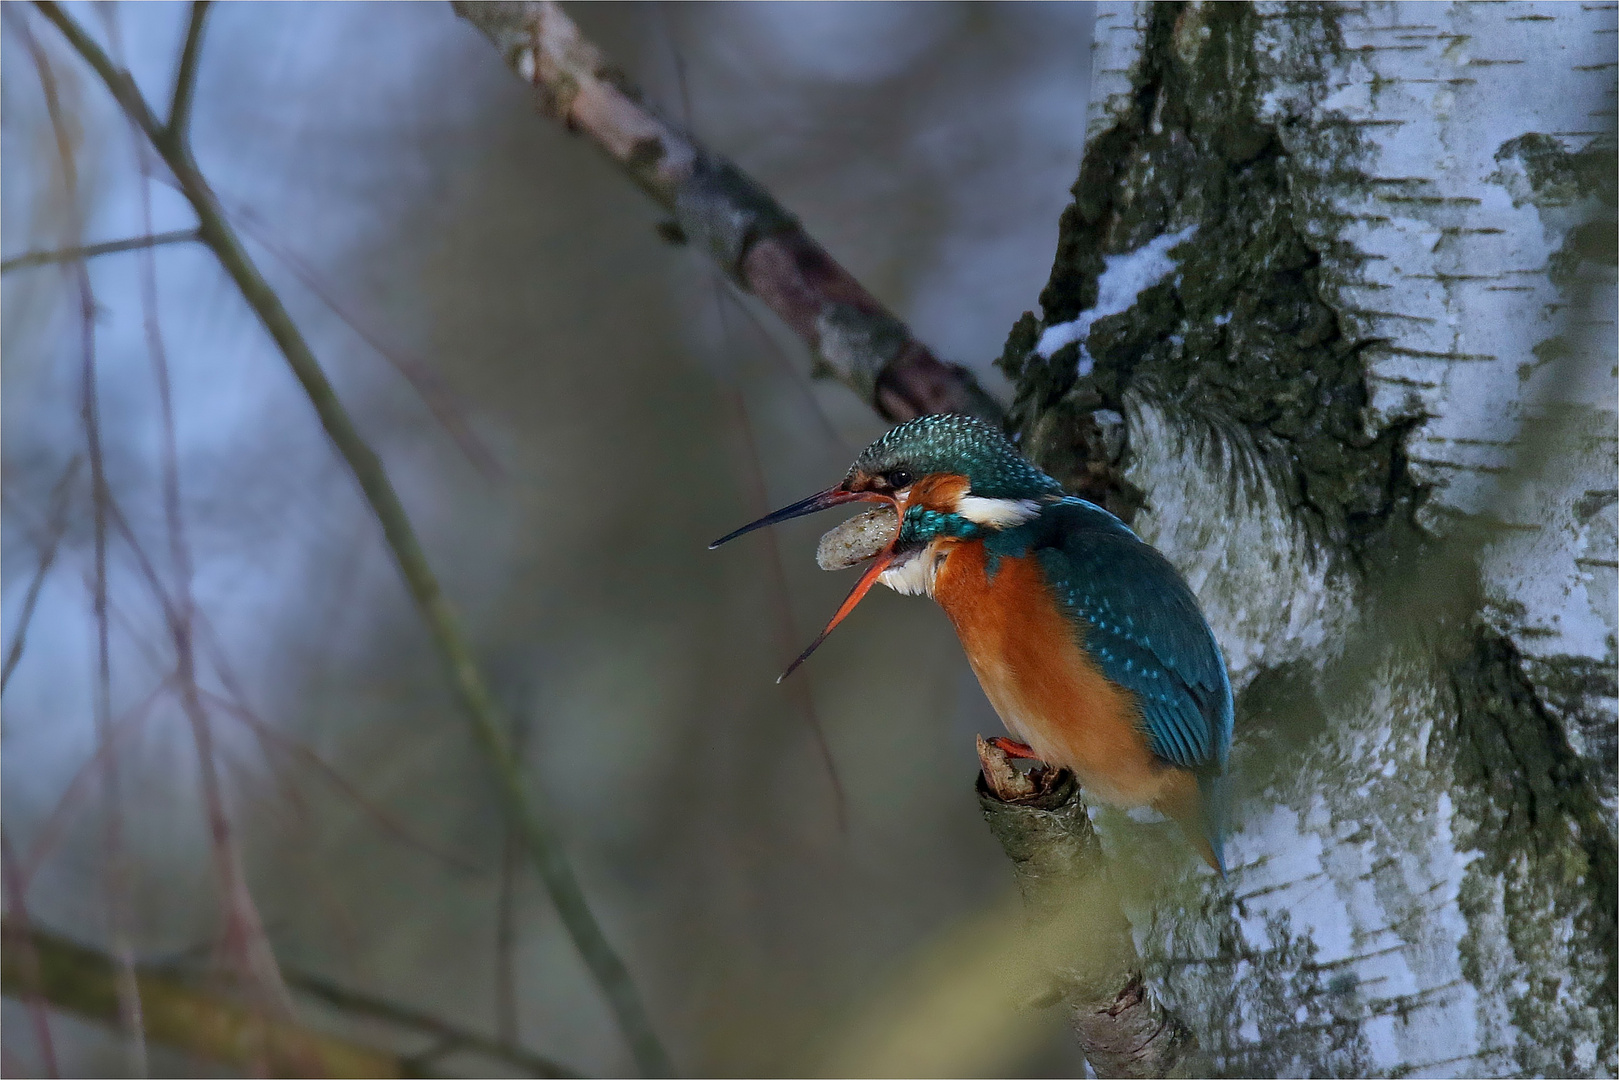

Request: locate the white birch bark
(1016, 3), (1616, 1074)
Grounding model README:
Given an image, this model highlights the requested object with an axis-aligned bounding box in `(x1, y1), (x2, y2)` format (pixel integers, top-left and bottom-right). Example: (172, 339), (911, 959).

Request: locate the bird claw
(978, 736), (1074, 806)
(978, 735), (1041, 801)
(985, 736), (1042, 761)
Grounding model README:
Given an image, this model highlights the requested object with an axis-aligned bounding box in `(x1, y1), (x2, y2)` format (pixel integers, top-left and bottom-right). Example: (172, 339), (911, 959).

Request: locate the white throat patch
(879, 542), (948, 598)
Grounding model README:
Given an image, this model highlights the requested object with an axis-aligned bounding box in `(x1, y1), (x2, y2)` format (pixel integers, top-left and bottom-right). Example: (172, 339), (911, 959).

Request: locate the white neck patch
(955, 494), (1042, 528)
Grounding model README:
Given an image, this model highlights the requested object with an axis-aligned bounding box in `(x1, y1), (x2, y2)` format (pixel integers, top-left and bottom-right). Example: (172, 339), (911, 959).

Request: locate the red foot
(986, 736), (1042, 761)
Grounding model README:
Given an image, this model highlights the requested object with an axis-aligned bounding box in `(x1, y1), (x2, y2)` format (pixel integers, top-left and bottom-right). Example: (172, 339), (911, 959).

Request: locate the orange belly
(932, 540), (1188, 811)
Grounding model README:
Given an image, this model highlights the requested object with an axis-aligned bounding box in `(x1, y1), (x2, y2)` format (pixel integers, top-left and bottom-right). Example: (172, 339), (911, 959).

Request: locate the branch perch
(33, 4), (672, 1074)
(452, 0), (1002, 424)
(977, 739), (1194, 1079)
(0, 918), (580, 1078)
(1, 918), (400, 1078)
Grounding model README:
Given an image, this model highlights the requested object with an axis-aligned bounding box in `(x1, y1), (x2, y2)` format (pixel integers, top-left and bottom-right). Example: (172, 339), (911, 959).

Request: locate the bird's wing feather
(1018, 500), (1233, 774)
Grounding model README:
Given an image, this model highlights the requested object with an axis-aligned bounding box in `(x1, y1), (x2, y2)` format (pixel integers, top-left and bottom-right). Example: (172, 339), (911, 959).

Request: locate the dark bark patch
(997, 2), (1425, 555)
(1441, 625), (1618, 1072)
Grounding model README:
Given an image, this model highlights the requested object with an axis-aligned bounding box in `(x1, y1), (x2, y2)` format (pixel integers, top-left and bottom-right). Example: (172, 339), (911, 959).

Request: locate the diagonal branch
(0, 229), (199, 274)
(452, 0), (1002, 425)
(33, 4), (674, 1074)
(164, 1), (209, 144)
(1, 918), (405, 1078)
(0, 917), (584, 1079)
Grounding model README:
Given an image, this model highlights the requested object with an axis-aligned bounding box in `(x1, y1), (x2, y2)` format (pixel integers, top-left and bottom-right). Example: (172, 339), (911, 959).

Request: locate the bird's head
(711, 414), (1062, 678)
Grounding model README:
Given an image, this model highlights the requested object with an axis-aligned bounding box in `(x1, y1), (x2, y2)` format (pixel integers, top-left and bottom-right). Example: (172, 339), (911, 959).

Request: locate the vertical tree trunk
(998, 3), (1616, 1074)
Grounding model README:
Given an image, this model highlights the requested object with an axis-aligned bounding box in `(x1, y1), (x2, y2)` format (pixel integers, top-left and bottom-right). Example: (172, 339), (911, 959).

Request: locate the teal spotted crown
(848, 414), (1062, 500)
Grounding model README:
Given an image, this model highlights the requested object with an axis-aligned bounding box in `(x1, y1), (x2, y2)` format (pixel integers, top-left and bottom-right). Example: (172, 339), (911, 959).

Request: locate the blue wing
(997, 498), (1234, 870)
(990, 498), (1234, 776)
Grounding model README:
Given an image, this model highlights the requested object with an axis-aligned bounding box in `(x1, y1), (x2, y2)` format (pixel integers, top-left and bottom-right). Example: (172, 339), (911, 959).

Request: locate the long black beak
(708, 485), (877, 549)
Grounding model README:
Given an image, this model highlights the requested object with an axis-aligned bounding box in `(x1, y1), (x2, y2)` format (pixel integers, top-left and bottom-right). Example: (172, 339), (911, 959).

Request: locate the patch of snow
(1034, 225), (1198, 376)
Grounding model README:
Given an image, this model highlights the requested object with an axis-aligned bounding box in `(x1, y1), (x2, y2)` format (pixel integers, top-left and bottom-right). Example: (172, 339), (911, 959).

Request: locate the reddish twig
(0, 456), (82, 693)
(718, 278), (854, 454)
(10, 13), (150, 1070)
(714, 334), (849, 831)
(453, 0), (1003, 425)
(653, 19), (849, 829)
(199, 687), (485, 876)
(34, 6), (674, 1071)
(651, 6), (851, 454)
(64, 476), (480, 878)
(222, 199), (504, 481)
(496, 822), (521, 1046)
(18, 680), (174, 892)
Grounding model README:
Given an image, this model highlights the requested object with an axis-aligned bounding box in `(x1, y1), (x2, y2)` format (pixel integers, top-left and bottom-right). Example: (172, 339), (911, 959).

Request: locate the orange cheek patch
(905, 473), (972, 514)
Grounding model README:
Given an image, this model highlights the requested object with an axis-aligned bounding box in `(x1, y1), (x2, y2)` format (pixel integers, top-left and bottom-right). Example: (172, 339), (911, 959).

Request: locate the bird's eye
(886, 469), (914, 490)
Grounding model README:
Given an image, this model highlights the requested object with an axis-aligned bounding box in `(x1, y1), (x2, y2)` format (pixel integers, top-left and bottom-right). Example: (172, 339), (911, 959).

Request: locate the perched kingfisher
(711, 414), (1233, 872)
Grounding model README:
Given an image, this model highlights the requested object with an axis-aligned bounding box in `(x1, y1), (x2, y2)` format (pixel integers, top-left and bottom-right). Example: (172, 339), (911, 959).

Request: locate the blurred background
(1, 3), (1099, 1075)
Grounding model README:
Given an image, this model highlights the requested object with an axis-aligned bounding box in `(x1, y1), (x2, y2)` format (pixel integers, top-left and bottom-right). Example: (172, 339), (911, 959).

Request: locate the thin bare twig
(718, 278), (853, 454)
(222, 199), (503, 480)
(133, 168), (507, 481)
(34, 4), (674, 1072)
(106, 5), (192, 654)
(87, 484), (486, 883)
(1, 456), (82, 693)
(494, 707), (530, 1046)
(282, 966), (582, 1079)
(17, 679), (174, 892)
(100, 21), (185, 1056)
(454, 0), (1001, 425)
(0, 229), (199, 273)
(656, 16), (847, 828)
(199, 688), (484, 876)
(650, 8), (850, 454)
(495, 822), (521, 1046)
(111, 4), (294, 1031)
(714, 340), (848, 831)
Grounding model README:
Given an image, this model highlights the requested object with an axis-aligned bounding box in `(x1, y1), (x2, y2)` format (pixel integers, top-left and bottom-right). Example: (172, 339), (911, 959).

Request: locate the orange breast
(933, 540), (1184, 810)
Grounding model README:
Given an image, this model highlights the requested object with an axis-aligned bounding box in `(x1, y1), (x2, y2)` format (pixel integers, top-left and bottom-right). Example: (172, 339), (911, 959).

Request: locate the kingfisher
(711, 414), (1233, 873)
